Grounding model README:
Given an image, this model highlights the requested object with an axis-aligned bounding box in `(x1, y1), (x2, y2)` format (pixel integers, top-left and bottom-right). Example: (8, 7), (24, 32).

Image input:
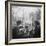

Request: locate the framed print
(5, 1), (45, 45)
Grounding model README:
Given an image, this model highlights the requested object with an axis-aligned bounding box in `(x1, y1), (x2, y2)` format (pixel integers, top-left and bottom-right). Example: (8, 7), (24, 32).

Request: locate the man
(33, 21), (41, 37)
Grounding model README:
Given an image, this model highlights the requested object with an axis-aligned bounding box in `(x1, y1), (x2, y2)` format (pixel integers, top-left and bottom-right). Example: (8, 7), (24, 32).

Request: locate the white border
(8, 2), (44, 43)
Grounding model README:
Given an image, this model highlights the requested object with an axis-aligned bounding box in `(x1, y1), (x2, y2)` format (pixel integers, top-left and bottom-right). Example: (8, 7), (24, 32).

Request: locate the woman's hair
(17, 20), (22, 26)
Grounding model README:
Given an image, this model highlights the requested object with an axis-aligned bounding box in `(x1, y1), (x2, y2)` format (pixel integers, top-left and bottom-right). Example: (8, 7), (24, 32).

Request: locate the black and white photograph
(12, 5), (41, 38)
(5, 1), (45, 45)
